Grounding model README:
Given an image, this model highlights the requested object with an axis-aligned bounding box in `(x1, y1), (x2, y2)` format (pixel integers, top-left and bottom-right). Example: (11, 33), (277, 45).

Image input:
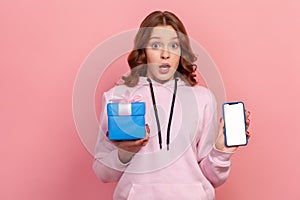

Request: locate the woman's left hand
(215, 110), (251, 153)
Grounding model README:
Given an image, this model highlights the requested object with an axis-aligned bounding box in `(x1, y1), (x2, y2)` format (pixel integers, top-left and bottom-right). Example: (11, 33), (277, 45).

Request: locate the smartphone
(222, 101), (248, 147)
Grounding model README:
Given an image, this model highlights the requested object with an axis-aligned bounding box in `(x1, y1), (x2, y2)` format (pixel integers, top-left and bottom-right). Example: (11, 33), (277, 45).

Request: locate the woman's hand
(215, 110), (251, 153)
(106, 124), (150, 163)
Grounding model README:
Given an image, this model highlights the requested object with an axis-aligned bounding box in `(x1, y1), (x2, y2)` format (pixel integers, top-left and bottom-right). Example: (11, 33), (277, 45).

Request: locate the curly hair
(123, 11), (198, 87)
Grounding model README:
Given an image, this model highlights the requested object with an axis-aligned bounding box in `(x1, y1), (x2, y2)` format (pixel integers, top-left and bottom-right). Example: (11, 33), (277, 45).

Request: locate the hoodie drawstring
(147, 78), (178, 150)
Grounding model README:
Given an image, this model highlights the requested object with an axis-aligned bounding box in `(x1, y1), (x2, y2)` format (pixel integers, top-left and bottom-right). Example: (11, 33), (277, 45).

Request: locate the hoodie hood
(137, 76), (187, 88)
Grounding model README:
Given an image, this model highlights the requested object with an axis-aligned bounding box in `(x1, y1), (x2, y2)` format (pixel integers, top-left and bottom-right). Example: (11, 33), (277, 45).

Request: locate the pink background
(1, 0), (300, 199)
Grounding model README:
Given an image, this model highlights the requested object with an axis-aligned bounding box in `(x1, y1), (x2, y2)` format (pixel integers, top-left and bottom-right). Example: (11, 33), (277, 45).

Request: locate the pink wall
(1, 0), (300, 199)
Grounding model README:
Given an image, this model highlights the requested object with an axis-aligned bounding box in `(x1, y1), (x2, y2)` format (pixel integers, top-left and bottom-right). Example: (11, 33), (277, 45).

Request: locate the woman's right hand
(106, 124), (150, 163)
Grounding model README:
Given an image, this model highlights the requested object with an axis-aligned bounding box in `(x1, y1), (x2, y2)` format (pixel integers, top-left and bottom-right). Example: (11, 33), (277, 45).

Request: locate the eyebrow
(149, 36), (179, 40)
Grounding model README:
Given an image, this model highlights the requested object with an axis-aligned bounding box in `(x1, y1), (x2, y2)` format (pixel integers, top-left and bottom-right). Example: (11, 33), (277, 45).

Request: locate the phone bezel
(222, 101), (248, 147)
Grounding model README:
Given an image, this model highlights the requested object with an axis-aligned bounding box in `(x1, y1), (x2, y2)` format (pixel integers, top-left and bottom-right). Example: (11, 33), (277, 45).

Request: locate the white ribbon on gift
(118, 103), (132, 116)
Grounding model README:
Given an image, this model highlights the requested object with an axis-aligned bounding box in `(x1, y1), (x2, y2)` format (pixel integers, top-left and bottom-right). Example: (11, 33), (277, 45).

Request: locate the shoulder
(188, 85), (216, 105)
(103, 84), (130, 99)
(192, 85), (213, 95)
(103, 82), (146, 101)
(177, 84), (217, 116)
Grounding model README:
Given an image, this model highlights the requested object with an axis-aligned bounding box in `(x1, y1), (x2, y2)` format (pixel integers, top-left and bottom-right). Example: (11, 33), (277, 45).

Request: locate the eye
(151, 42), (161, 49)
(170, 42), (179, 49)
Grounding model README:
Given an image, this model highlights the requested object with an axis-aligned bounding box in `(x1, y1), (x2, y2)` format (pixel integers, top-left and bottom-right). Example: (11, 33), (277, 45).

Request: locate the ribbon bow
(109, 90), (143, 104)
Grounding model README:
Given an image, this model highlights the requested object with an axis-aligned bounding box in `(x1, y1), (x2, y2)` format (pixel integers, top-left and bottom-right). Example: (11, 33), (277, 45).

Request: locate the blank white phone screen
(223, 103), (247, 146)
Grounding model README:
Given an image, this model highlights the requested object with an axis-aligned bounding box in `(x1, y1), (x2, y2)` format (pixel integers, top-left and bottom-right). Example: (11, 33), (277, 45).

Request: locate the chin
(155, 76), (174, 83)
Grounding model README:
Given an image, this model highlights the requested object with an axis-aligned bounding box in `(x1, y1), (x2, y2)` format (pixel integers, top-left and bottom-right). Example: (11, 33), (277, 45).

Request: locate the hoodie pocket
(127, 182), (214, 200)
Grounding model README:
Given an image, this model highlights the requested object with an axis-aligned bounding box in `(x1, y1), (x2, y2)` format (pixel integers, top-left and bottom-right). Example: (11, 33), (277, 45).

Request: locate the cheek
(172, 55), (181, 66)
(145, 50), (159, 63)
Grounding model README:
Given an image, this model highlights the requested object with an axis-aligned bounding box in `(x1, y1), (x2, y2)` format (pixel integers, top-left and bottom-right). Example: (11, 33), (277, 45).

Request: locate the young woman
(93, 11), (251, 200)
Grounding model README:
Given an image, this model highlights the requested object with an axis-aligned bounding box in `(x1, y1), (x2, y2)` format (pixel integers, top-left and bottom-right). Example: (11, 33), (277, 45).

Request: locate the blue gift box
(107, 102), (145, 140)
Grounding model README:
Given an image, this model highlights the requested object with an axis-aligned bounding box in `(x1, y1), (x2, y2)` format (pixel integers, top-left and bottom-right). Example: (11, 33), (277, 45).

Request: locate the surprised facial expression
(145, 26), (181, 84)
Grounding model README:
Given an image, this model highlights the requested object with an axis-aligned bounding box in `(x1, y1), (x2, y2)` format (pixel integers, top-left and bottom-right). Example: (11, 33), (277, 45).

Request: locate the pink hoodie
(93, 77), (233, 200)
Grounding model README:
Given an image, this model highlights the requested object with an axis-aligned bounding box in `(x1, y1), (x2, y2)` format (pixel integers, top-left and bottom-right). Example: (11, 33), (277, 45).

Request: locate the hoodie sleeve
(196, 90), (234, 187)
(92, 92), (129, 183)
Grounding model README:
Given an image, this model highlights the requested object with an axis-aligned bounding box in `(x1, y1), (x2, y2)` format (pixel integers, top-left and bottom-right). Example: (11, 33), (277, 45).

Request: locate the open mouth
(159, 64), (170, 69)
(159, 64), (171, 74)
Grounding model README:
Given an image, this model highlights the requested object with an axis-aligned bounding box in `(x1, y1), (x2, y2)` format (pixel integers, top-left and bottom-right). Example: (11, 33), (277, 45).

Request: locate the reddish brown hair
(123, 11), (197, 86)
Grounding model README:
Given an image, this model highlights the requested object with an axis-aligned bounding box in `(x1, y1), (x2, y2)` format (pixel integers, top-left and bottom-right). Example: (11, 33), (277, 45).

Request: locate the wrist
(214, 145), (237, 153)
(118, 149), (135, 164)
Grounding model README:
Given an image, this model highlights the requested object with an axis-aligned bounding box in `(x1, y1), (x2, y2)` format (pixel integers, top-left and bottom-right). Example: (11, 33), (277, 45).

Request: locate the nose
(161, 49), (170, 60)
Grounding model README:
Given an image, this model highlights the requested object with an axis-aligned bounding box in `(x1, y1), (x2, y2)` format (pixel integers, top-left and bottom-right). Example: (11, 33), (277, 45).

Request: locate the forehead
(149, 25), (178, 40)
